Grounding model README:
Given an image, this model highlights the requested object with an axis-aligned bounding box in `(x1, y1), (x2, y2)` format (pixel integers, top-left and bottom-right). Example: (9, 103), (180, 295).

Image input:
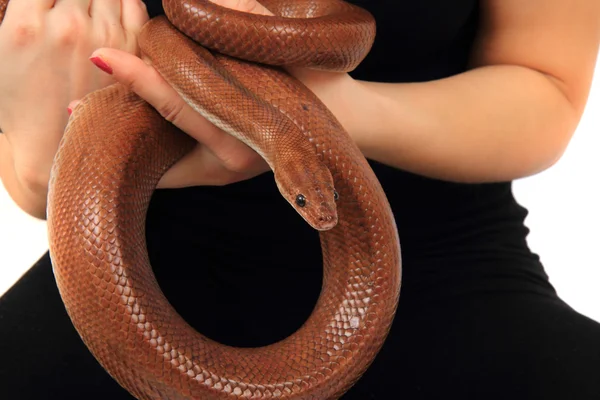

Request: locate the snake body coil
(0, 0), (402, 398)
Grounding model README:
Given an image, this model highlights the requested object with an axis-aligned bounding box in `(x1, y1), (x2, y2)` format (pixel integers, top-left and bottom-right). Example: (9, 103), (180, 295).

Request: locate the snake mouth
(314, 217), (338, 231)
(307, 201), (339, 231)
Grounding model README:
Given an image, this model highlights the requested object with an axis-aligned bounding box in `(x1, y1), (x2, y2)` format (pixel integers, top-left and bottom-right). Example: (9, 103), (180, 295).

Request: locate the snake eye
(333, 190), (339, 201)
(295, 194), (307, 207)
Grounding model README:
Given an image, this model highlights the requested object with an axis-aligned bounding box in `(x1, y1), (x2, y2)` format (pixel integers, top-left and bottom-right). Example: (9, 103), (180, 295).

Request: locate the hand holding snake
(80, 0), (361, 190)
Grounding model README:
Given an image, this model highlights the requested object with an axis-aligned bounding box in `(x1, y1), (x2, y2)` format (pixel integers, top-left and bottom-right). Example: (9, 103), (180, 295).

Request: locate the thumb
(88, 48), (223, 148)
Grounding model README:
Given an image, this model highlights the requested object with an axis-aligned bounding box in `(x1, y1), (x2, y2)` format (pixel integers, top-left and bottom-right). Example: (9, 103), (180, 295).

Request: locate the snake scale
(0, 0), (402, 398)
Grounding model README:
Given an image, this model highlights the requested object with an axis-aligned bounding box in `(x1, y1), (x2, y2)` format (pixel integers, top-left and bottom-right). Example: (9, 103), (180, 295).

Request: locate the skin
(0, 0), (148, 218)
(1, 0), (599, 220)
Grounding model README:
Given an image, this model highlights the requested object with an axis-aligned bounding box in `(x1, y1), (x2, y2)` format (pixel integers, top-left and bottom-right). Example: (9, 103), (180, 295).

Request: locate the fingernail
(90, 55), (113, 75)
(67, 100), (81, 116)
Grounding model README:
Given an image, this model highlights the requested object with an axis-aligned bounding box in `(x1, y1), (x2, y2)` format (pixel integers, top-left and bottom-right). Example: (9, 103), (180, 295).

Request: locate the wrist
(289, 67), (374, 145)
(330, 78), (400, 159)
(0, 137), (49, 219)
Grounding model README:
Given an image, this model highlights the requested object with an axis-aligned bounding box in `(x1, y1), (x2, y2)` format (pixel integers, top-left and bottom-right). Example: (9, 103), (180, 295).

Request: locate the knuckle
(51, 13), (88, 48)
(8, 23), (41, 48)
(119, 67), (141, 90)
(122, 66), (184, 123)
(96, 22), (126, 49)
(122, 31), (141, 55)
(156, 99), (186, 124)
(226, 151), (260, 173)
(117, 60), (148, 92)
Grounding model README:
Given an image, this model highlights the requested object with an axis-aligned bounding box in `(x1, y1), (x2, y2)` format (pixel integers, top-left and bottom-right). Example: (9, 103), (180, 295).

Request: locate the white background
(1, 61), (599, 322)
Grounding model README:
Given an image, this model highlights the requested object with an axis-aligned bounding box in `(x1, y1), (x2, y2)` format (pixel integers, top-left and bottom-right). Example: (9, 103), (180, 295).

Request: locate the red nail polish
(90, 56), (113, 75)
(67, 107), (73, 116)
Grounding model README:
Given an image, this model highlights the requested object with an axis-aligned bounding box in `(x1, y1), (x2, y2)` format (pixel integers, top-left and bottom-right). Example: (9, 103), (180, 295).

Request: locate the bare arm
(310, 0), (600, 182)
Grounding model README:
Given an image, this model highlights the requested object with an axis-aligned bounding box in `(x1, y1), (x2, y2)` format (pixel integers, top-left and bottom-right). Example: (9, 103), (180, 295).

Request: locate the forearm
(0, 136), (47, 220)
(320, 65), (581, 183)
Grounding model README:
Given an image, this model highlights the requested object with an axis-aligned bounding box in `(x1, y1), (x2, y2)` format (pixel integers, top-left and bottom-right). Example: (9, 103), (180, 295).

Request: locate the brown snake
(0, 0), (402, 398)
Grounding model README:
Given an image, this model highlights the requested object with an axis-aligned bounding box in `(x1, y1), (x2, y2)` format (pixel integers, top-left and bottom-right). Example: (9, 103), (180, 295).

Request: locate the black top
(142, 0), (549, 347)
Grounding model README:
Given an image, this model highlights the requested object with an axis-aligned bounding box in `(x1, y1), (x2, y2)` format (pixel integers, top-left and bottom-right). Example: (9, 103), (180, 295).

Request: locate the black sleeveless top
(142, 0), (551, 347)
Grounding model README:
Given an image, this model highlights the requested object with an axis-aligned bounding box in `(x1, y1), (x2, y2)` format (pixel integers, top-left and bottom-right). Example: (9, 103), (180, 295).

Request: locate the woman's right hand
(0, 0), (148, 208)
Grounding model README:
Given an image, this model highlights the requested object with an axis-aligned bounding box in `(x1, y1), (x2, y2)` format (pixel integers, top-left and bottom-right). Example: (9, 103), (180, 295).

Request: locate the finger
(158, 145), (246, 188)
(209, 0), (273, 15)
(2, 0), (55, 22)
(90, 0), (121, 24)
(53, 0), (92, 15)
(121, 0), (148, 34)
(89, 47), (228, 149)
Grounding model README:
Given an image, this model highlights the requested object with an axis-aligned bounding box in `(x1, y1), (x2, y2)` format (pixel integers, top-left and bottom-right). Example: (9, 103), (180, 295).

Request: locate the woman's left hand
(77, 0), (354, 189)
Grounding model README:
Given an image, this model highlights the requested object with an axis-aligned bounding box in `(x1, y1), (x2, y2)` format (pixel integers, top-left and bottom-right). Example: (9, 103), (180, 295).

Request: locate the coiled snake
(0, 0), (402, 398)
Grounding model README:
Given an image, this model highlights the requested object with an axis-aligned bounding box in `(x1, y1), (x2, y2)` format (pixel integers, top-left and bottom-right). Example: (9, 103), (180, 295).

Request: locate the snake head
(274, 159), (339, 231)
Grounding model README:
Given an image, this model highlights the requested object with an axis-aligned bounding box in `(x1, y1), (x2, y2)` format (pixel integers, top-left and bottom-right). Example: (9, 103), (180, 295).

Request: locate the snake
(0, 0), (402, 398)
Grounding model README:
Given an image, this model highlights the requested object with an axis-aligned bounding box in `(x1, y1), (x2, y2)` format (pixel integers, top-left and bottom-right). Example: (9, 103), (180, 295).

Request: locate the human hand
(82, 0), (356, 189)
(0, 0), (148, 193)
(82, 44), (271, 188)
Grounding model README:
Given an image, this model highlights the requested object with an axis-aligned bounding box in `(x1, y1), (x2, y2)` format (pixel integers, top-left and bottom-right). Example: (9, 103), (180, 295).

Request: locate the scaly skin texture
(0, 0), (402, 399)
